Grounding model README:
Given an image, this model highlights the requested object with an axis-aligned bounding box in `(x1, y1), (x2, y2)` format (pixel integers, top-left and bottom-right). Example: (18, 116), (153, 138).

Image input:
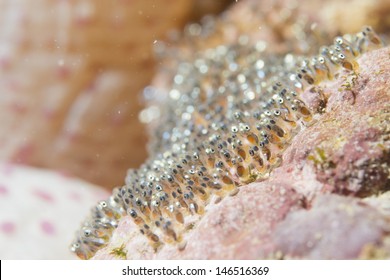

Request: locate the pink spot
(12, 143), (34, 163)
(32, 189), (54, 203)
(57, 65), (71, 79)
(94, 190), (110, 201)
(19, 13), (29, 27)
(81, 157), (94, 168)
(75, 14), (94, 26)
(144, 16), (158, 27)
(40, 221), (56, 236)
(85, 81), (96, 92)
(1, 222), (16, 234)
(110, 112), (124, 125)
(56, 169), (73, 179)
(65, 131), (80, 143)
(1, 164), (14, 176)
(42, 108), (57, 120)
(0, 57), (10, 70)
(45, 37), (57, 50)
(0, 185), (8, 195)
(9, 102), (28, 114)
(6, 80), (21, 92)
(69, 191), (82, 202)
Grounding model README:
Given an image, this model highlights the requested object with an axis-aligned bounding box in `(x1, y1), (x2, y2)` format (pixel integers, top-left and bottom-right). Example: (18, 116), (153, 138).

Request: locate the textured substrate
(93, 47), (390, 260)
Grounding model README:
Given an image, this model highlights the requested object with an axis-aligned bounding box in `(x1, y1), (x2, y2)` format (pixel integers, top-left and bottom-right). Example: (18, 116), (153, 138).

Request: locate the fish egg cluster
(70, 26), (383, 259)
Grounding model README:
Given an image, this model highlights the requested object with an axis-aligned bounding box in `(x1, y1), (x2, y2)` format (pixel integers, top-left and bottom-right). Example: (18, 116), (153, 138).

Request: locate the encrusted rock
(89, 46), (389, 260)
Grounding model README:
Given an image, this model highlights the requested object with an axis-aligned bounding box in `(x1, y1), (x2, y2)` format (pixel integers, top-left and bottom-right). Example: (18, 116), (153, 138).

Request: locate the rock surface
(93, 47), (390, 259)
(273, 194), (390, 259)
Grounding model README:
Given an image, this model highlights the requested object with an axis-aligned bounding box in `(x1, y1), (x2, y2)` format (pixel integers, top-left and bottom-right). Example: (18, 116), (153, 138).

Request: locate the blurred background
(0, 0), (232, 259)
(0, 0), (233, 188)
